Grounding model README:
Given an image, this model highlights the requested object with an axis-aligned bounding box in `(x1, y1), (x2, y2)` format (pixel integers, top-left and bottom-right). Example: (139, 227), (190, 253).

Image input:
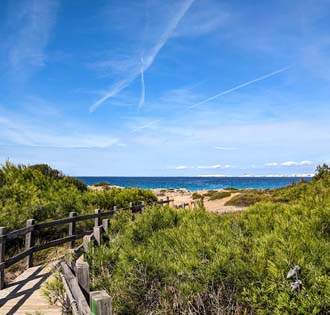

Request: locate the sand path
(153, 189), (246, 214)
(204, 192), (245, 214)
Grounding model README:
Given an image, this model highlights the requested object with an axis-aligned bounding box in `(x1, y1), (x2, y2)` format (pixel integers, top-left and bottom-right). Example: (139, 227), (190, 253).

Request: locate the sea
(77, 176), (312, 191)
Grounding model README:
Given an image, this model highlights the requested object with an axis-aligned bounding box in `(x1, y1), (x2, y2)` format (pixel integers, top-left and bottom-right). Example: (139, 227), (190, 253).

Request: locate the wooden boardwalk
(0, 265), (61, 315)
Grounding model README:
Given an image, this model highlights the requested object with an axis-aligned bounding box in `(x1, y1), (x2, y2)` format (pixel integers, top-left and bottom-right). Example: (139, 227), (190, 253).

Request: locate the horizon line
(75, 174), (314, 178)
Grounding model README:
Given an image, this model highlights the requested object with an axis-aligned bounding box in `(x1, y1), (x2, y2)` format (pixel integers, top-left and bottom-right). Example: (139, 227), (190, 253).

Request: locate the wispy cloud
(0, 111), (121, 149)
(174, 0), (229, 37)
(265, 160), (313, 167)
(89, 0), (195, 112)
(3, 0), (59, 76)
(197, 164), (232, 169)
(132, 120), (159, 132)
(175, 165), (194, 170)
(189, 66), (291, 108)
(138, 58), (145, 109)
(215, 146), (239, 151)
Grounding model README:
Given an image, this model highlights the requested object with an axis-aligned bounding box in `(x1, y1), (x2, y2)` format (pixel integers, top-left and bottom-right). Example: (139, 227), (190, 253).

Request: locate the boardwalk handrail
(0, 197), (174, 289)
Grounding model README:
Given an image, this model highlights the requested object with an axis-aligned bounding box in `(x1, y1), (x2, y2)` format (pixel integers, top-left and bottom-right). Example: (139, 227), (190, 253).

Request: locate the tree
(314, 163), (330, 181)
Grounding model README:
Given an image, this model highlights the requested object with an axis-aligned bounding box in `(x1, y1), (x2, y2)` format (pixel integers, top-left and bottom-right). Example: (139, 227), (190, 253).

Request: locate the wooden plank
(5, 225), (34, 240)
(157, 199), (174, 205)
(0, 227), (6, 290)
(5, 209), (118, 240)
(35, 231), (93, 252)
(35, 210), (117, 230)
(0, 247), (34, 271)
(0, 265), (62, 314)
(60, 261), (91, 315)
(0, 231), (92, 271)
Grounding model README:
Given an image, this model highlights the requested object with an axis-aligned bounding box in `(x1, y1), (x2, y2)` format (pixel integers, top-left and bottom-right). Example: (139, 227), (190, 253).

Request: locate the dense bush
(93, 181), (111, 187)
(192, 192), (203, 200)
(225, 190), (272, 207)
(86, 167), (330, 314)
(0, 162), (157, 231)
(205, 190), (231, 201)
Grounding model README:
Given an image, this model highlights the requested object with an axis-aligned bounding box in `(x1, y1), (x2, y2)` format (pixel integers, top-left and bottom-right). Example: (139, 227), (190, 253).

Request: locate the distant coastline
(197, 174), (314, 178)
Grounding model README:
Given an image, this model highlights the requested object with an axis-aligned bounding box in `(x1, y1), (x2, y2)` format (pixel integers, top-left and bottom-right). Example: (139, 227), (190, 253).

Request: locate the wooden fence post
(166, 196), (170, 205)
(25, 219), (35, 268)
(75, 261), (90, 296)
(90, 290), (112, 315)
(129, 202), (134, 220)
(102, 219), (109, 232)
(94, 209), (101, 227)
(141, 201), (145, 211)
(93, 226), (103, 246)
(83, 235), (93, 252)
(69, 212), (76, 249)
(0, 227), (7, 289)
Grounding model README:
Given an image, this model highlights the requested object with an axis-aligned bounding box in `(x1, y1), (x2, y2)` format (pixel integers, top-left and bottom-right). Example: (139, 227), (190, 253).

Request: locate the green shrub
(93, 181), (111, 187)
(225, 190), (272, 207)
(87, 198), (330, 314)
(206, 191), (231, 200)
(86, 166), (330, 314)
(0, 162), (156, 232)
(223, 187), (239, 191)
(192, 192), (203, 200)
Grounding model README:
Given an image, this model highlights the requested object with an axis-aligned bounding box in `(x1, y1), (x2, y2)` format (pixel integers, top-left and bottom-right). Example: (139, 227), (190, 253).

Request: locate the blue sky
(1, 0), (330, 176)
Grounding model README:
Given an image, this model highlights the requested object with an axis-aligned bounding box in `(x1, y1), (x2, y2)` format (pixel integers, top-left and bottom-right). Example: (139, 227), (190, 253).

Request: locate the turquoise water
(77, 176), (311, 191)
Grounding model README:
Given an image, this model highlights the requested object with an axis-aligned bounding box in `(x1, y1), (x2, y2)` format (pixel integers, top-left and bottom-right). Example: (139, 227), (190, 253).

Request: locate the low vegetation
(192, 192), (203, 200)
(193, 190), (231, 201)
(2, 162), (330, 314)
(85, 165), (330, 314)
(93, 181), (111, 187)
(205, 190), (231, 201)
(225, 180), (310, 207)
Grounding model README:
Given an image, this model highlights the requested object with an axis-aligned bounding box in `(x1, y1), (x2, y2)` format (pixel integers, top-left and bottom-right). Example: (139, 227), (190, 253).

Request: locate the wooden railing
(0, 198), (173, 291)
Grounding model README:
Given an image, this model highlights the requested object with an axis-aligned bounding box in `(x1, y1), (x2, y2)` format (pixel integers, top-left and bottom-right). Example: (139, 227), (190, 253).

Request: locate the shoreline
(89, 184), (246, 214)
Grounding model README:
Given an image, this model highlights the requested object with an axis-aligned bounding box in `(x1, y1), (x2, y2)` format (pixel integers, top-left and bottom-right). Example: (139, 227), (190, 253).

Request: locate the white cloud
(197, 164), (232, 169)
(175, 165), (194, 170)
(282, 160), (312, 166)
(265, 160), (313, 167)
(197, 164), (221, 169)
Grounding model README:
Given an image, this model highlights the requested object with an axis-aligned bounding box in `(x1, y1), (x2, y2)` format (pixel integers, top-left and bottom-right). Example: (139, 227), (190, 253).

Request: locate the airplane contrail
(138, 58), (145, 109)
(89, 0), (195, 112)
(189, 66), (291, 109)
